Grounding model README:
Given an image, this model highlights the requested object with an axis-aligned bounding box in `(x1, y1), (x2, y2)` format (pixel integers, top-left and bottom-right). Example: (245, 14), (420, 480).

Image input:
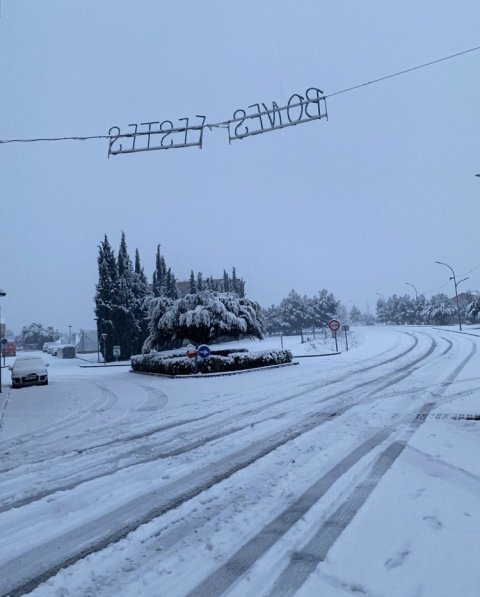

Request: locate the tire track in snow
(0, 330), (445, 515)
(0, 333), (450, 596)
(185, 334), (475, 597)
(0, 382), (114, 452)
(0, 332), (438, 510)
(264, 338), (477, 597)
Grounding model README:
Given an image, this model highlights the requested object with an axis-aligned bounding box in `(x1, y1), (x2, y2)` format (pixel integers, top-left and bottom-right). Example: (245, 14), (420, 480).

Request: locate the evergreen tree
(165, 268), (178, 299)
(152, 245), (165, 297)
(94, 235), (118, 362)
(115, 232), (136, 360)
(278, 289), (309, 341)
(309, 289), (339, 328)
(222, 270), (230, 292)
(349, 305), (362, 324)
(189, 270), (197, 294)
(131, 248), (152, 354)
(197, 272), (204, 292)
(144, 291), (264, 348)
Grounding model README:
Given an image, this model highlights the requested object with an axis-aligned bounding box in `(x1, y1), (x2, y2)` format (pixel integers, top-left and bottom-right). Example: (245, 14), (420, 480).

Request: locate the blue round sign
(197, 344), (211, 359)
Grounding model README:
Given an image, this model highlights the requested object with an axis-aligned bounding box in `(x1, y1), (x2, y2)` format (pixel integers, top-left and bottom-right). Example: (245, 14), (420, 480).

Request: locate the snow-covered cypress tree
(94, 235), (118, 362)
(131, 248), (152, 354)
(189, 270), (197, 294)
(115, 232), (136, 359)
(165, 268), (178, 300)
(152, 245), (165, 297)
(222, 270), (230, 292)
(231, 267), (238, 295)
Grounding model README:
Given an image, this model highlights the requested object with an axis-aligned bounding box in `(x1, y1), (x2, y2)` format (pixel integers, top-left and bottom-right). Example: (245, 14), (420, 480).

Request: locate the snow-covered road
(1, 327), (479, 597)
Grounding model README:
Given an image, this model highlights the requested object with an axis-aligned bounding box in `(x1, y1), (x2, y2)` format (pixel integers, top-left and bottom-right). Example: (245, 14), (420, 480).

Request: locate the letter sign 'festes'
(328, 319), (340, 332)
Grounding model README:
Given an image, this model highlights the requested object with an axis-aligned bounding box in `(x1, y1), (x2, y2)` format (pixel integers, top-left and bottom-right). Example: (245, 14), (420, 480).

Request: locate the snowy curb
(293, 352), (340, 358)
(130, 361), (299, 379)
(78, 363), (131, 368)
(432, 327), (480, 338)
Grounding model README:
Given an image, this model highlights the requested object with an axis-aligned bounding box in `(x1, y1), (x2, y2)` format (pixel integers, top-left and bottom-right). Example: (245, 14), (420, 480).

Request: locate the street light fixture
(0, 289), (6, 394)
(434, 261), (468, 331)
(94, 318), (100, 363)
(101, 333), (108, 365)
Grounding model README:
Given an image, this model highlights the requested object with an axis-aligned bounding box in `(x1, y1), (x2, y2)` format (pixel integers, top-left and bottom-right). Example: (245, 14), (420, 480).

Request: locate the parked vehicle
(9, 356), (49, 388)
(42, 342), (54, 352)
(51, 346), (59, 356)
(1, 341), (16, 357)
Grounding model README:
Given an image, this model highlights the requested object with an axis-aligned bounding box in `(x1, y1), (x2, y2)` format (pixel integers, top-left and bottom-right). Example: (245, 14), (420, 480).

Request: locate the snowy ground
(0, 326), (479, 596)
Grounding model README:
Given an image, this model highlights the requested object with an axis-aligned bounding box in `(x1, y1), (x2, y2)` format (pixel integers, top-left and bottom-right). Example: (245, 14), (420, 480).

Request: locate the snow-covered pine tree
(349, 305), (362, 324)
(278, 290), (309, 341)
(143, 290), (265, 349)
(422, 293), (456, 325)
(465, 293), (480, 323)
(197, 272), (204, 292)
(94, 235), (118, 362)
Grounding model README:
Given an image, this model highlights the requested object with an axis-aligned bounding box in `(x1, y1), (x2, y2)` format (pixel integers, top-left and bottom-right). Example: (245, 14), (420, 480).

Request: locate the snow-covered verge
(0, 327), (479, 596)
(131, 349), (293, 376)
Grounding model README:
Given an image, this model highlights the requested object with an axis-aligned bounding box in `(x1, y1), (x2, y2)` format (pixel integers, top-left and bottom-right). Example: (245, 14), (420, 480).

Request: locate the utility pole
(435, 261), (468, 331)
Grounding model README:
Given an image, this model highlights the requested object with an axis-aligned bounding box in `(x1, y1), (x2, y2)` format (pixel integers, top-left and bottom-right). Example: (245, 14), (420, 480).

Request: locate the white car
(9, 356), (49, 388)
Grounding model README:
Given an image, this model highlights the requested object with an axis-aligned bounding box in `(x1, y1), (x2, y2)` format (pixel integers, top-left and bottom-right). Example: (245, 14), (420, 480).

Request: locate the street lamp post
(68, 325), (72, 344)
(101, 333), (108, 365)
(405, 282), (418, 324)
(94, 318), (100, 363)
(0, 290), (6, 394)
(435, 261), (468, 331)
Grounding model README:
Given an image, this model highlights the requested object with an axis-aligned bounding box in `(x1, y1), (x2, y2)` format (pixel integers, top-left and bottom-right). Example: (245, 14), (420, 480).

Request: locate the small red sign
(328, 319), (340, 332)
(186, 344), (197, 358)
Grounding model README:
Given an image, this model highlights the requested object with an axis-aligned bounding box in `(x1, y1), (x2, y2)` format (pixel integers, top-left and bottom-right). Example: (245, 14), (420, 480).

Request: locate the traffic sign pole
(327, 320), (341, 353)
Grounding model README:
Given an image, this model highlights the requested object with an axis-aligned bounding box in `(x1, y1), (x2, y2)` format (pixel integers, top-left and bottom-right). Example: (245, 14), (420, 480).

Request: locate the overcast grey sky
(1, 0), (479, 335)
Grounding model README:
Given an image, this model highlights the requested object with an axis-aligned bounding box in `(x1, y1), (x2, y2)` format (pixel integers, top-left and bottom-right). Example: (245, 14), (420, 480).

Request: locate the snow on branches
(143, 291), (265, 351)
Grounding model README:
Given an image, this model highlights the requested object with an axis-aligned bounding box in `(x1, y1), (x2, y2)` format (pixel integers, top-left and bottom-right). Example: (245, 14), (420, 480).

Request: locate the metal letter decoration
(228, 87), (328, 143)
(107, 86), (327, 156)
(108, 115), (207, 157)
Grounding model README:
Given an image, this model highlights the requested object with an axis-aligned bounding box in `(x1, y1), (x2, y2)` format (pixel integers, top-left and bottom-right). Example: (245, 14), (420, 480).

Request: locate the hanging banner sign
(107, 86), (327, 157)
(108, 115), (207, 157)
(228, 87), (327, 142)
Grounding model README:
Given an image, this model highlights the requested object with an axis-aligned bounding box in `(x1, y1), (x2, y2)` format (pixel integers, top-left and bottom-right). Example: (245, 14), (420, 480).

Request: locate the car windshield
(14, 358), (44, 367)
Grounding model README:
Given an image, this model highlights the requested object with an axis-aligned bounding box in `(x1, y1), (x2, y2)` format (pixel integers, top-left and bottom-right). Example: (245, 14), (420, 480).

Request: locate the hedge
(131, 348), (293, 376)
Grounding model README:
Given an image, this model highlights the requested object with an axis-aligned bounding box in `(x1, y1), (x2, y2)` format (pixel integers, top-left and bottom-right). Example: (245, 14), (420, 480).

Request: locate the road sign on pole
(328, 319), (340, 332)
(328, 319), (340, 352)
(197, 345), (211, 359)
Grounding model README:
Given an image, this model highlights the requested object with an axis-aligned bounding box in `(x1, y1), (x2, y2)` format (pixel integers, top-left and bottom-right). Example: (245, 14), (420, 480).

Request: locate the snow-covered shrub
(131, 349), (292, 376)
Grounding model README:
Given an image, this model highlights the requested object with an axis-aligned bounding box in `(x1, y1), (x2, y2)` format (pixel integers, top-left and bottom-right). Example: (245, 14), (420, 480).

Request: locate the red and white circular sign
(328, 319), (340, 332)
(186, 344), (197, 358)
